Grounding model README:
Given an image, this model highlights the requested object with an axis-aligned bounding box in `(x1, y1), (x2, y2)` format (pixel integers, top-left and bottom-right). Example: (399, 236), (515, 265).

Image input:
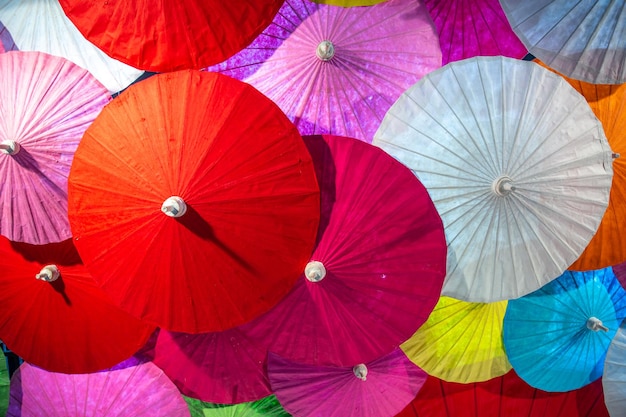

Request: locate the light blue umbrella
(503, 267), (626, 392)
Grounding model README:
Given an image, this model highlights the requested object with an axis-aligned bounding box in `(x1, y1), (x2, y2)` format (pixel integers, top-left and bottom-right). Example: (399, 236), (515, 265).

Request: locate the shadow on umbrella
(11, 146), (67, 200)
(49, 277), (71, 306)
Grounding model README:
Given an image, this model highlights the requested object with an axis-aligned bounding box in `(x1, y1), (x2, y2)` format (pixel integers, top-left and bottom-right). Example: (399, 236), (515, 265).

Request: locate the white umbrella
(0, 0), (143, 94)
(374, 56), (614, 303)
(604, 318), (626, 416)
(499, 0), (626, 84)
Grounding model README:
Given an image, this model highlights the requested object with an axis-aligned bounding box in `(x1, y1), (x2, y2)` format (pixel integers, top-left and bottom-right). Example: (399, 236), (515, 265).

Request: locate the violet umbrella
(7, 359), (190, 416)
(238, 134), (447, 367)
(0, 0), (143, 94)
(0, 20), (16, 53)
(424, 0), (527, 65)
(268, 348), (427, 417)
(0, 50), (110, 245)
(206, 0), (442, 143)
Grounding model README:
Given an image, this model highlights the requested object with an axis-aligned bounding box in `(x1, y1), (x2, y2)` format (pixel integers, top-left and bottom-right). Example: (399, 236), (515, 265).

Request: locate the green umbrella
(185, 395), (290, 417)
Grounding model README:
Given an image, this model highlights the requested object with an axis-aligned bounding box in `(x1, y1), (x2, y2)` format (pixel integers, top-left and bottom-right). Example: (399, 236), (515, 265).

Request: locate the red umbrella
(0, 236), (155, 374)
(57, 0), (284, 72)
(397, 370), (609, 417)
(238, 134), (446, 367)
(67, 70), (321, 333)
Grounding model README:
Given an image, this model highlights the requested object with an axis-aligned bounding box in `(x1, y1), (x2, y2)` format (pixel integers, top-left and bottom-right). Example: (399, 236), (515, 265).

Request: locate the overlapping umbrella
(67, 70), (320, 333)
(0, 50), (110, 245)
(206, 0), (442, 143)
(185, 394), (290, 417)
(603, 317), (626, 416)
(0, 20), (15, 53)
(374, 56), (614, 302)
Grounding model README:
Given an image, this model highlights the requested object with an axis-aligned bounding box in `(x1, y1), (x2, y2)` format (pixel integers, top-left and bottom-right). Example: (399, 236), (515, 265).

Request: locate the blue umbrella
(503, 267), (626, 392)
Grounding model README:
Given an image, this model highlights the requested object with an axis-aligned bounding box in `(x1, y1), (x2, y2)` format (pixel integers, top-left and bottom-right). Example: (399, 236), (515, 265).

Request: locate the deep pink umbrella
(423, 0), (527, 65)
(139, 328), (271, 404)
(7, 360), (190, 417)
(239, 134), (447, 367)
(612, 262), (626, 289)
(268, 348), (427, 417)
(0, 50), (110, 244)
(206, 0), (441, 144)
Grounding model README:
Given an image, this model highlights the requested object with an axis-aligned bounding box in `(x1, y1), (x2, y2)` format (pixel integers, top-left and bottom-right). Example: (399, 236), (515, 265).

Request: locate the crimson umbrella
(238, 134), (447, 367)
(269, 348), (427, 417)
(58, 0), (283, 72)
(67, 70), (320, 333)
(0, 50), (110, 245)
(206, 0), (442, 143)
(0, 235), (155, 374)
(424, 0), (527, 65)
(396, 370), (609, 417)
(7, 359), (190, 416)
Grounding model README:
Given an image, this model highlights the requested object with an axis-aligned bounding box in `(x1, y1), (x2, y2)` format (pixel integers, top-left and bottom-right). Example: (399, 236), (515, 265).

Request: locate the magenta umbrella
(238, 134), (447, 367)
(268, 348), (427, 417)
(206, 0), (441, 144)
(0, 50), (110, 244)
(423, 0), (527, 64)
(7, 359), (190, 417)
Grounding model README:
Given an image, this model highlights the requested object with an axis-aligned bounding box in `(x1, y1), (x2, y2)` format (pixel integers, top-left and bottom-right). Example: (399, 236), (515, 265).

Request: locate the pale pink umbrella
(268, 348), (427, 417)
(206, 0), (442, 144)
(0, 50), (110, 244)
(7, 359), (190, 417)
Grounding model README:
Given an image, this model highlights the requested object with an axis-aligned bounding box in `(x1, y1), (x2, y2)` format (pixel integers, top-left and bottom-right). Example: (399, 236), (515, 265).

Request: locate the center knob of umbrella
(316, 40), (335, 61)
(36, 265), (60, 282)
(353, 364), (368, 381)
(161, 196), (187, 218)
(0, 140), (20, 155)
(586, 316), (609, 332)
(492, 176), (515, 197)
(305, 260), (326, 282)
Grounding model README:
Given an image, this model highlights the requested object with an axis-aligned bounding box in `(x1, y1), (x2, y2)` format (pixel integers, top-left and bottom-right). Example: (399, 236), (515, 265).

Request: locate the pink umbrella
(7, 359), (190, 416)
(0, 50), (110, 244)
(268, 348), (427, 417)
(206, 0), (442, 144)
(239, 134), (447, 367)
(423, 0), (527, 64)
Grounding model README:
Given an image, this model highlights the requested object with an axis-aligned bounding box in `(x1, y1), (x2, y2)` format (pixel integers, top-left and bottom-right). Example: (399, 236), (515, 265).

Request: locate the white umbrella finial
(161, 196), (187, 218)
(587, 316), (609, 332)
(0, 140), (20, 155)
(316, 40), (335, 61)
(353, 364), (368, 381)
(305, 261), (326, 282)
(36, 265), (60, 282)
(492, 176), (515, 197)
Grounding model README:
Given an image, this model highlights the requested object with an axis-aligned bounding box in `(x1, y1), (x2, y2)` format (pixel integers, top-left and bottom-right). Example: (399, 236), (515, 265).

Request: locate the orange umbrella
(534, 59), (626, 271)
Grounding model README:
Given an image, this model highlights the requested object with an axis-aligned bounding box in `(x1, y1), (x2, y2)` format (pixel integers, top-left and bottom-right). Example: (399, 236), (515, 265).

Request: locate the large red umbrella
(0, 236), (155, 374)
(57, 0), (284, 72)
(67, 70), (320, 333)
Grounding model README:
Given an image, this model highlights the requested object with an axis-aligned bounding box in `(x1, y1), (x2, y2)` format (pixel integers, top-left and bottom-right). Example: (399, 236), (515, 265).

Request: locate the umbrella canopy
(499, 0), (626, 84)
(7, 359), (190, 417)
(396, 370), (609, 417)
(374, 55), (614, 303)
(0, 20), (16, 53)
(0, 50), (110, 245)
(424, 0), (527, 65)
(185, 395), (289, 417)
(0, 356), (8, 417)
(206, 0), (442, 144)
(58, 0), (283, 72)
(140, 327), (271, 404)
(603, 317), (626, 416)
(67, 70), (320, 333)
(0, 236), (156, 374)
(310, 0), (388, 5)
(0, 0), (142, 94)
(268, 348), (426, 417)
(503, 267), (626, 392)
(532, 60), (626, 271)
(239, 134), (447, 367)
(401, 296), (511, 383)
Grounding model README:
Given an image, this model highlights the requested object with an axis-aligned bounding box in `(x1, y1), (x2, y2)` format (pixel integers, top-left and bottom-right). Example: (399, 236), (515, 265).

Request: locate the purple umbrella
(0, 20), (16, 53)
(206, 0), (442, 143)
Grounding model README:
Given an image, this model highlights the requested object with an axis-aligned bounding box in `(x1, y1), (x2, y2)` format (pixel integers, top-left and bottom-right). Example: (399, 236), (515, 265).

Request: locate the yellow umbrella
(401, 296), (511, 383)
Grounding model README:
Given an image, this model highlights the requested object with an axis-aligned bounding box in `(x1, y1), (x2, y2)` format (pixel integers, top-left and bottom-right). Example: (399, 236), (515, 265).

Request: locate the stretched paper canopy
(206, 0), (442, 143)
(67, 70), (320, 333)
(603, 318), (626, 417)
(0, 50), (110, 244)
(503, 268), (626, 392)
(374, 56), (613, 302)
(0, 0), (142, 93)
(0, 356), (7, 417)
(7, 360), (190, 416)
(58, 0), (284, 72)
(401, 296), (511, 383)
(500, 0), (626, 84)
(269, 349), (427, 417)
(185, 395), (289, 417)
